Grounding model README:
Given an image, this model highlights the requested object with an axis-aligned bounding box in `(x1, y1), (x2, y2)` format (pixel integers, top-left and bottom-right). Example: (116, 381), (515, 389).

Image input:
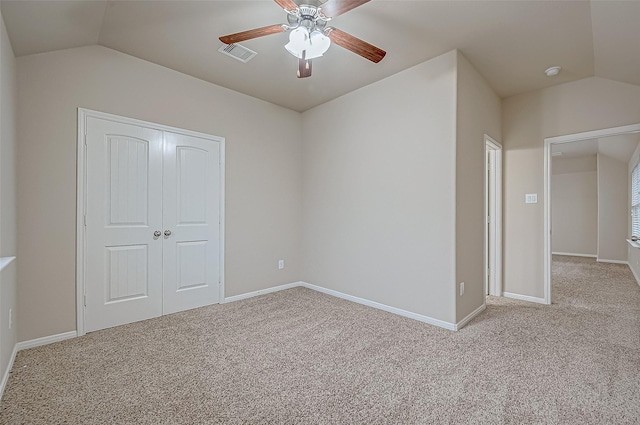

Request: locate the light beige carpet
(1, 255), (639, 424)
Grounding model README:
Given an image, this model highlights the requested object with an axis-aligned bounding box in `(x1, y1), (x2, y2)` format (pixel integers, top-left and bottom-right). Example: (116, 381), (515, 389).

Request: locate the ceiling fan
(219, 0), (386, 78)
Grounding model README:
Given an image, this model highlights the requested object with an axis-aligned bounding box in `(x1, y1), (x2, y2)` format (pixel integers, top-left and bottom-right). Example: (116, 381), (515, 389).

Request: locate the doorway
(76, 109), (226, 335)
(485, 136), (503, 296)
(543, 123), (640, 304)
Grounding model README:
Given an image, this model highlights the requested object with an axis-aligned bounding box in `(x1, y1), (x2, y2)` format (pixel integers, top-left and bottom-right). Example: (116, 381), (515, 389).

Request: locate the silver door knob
(154, 231), (161, 237)
(164, 230), (172, 237)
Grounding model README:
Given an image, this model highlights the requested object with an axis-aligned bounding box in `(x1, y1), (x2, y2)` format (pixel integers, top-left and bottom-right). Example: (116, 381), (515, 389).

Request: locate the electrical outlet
(278, 260), (284, 270)
(8, 308), (12, 329)
(460, 282), (465, 296)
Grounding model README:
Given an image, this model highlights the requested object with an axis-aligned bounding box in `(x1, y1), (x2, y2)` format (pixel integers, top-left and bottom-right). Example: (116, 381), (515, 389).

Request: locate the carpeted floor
(1, 255), (639, 424)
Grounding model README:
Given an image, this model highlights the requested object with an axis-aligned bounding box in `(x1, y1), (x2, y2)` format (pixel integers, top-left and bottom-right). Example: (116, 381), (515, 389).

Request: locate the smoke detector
(545, 66), (562, 77)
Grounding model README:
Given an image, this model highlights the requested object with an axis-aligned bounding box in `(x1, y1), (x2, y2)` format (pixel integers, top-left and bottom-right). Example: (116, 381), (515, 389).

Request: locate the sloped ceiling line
(1, 0), (638, 112)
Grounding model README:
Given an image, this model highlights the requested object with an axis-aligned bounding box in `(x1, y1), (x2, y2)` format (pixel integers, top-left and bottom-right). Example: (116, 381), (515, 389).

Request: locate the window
(632, 162), (640, 237)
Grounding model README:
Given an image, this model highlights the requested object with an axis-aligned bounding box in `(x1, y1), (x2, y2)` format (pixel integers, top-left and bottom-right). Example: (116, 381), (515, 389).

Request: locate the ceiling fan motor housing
(287, 5), (329, 33)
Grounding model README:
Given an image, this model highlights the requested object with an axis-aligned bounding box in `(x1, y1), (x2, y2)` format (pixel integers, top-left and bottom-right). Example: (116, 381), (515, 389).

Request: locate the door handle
(154, 231), (161, 237)
(164, 230), (172, 237)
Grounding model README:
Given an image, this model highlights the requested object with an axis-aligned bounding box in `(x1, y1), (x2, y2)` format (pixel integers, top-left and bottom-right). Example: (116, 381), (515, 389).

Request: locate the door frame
(543, 123), (640, 305)
(76, 108), (226, 336)
(484, 135), (503, 297)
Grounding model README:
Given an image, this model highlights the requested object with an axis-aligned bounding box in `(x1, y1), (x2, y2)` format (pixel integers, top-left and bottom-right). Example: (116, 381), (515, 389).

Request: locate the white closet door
(162, 131), (221, 314)
(85, 117), (164, 332)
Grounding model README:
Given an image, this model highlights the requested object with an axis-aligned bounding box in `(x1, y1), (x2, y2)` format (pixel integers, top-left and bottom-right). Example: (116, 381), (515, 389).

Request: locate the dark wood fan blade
(327, 28), (386, 63)
(321, 0), (370, 18)
(297, 58), (312, 78)
(274, 0), (298, 11)
(219, 25), (285, 44)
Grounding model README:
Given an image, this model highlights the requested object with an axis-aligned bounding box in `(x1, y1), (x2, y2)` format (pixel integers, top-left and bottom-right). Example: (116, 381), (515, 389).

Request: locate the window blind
(632, 162), (640, 237)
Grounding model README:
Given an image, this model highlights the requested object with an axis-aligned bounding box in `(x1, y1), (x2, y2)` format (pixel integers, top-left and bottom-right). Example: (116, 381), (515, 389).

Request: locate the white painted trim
(218, 141), (226, 303)
(503, 292), (547, 305)
(552, 252), (597, 258)
(0, 344), (18, 400)
(455, 304), (486, 330)
(543, 138), (552, 305)
(302, 282), (458, 331)
(596, 259), (629, 265)
(16, 331), (78, 351)
(225, 281), (467, 331)
(76, 109), (87, 336)
(484, 135), (503, 297)
(545, 124), (640, 145)
(76, 108), (226, 336)
(223, 282), (302, 303)
(544, 123), (640, 307)
(629, 264), (640, 286)
(626, 239), (640, 249)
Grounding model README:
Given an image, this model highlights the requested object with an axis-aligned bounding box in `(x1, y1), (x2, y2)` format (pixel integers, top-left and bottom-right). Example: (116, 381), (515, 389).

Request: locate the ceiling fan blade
(274, 0), (298, 11)
(327, 28), (386, 63)
(219, 25), (285, 45)
(321, 0), (370, 18)
(297, 58), (312, 78)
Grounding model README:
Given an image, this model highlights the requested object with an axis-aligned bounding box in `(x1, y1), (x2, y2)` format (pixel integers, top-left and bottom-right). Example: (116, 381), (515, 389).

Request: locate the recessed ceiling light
(545, 66), (562, 77)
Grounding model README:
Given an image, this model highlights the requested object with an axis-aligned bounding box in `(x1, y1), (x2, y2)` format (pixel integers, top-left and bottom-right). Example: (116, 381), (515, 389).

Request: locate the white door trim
(484, 135), (503, 297)
(543, 123), (640, 305)
(76, 108), (226, 336)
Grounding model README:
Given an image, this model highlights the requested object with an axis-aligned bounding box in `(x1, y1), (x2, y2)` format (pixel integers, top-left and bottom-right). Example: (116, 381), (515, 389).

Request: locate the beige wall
(17, 46), (303, 341)
(502, 77), (640, 299)
(551, 156), (597, 256)
(455, 52), (501, 322)
(301, 51), (458, 323)
(597, 154), (628, 262)
(0, 9), (18, 388)
(553, 155), (597, 175)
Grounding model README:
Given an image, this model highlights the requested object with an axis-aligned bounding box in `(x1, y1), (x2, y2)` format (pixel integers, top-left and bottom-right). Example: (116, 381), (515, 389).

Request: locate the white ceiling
(1, 0), (639, 112)
(552, 133), (640, 163)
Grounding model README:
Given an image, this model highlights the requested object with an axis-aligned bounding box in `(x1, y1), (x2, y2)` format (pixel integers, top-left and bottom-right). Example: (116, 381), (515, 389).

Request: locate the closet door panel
(162, 131), (221, 314)
(84, 117), (163, 332)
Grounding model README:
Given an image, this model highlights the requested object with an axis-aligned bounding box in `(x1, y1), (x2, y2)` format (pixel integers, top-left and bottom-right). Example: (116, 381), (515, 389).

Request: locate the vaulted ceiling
(552, 134), (640, 163)
(2, 0), (639, 112)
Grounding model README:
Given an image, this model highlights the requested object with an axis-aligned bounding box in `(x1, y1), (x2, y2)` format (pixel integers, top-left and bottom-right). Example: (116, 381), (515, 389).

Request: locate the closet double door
(84, 117), (221, 333)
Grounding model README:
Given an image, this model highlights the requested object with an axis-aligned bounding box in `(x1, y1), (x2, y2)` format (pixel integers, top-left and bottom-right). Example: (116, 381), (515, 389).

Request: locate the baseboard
(629, 265), (640, 286)
(301, 282), (457, 331)
(503, 292), (547, 305)
(455, 304), (486, 330)
(552, 252), (597, 258)
(224, 282), (303, 303)
(16, 331), (78, 351)
(596, 258), (629, 265)
(0, 344), (18, 400)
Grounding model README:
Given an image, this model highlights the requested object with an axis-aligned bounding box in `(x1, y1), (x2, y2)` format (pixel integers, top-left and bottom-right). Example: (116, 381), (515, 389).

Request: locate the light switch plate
(525, 194), (538, 204)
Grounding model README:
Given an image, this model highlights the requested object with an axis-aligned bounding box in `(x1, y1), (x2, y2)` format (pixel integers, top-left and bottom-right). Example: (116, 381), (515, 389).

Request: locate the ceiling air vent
(218, 43), (257, 63)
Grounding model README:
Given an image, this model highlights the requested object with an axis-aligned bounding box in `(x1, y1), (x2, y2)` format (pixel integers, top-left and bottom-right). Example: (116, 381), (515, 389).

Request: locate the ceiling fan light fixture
(306, 30), (331, 59)
(285, 26), (310, 58)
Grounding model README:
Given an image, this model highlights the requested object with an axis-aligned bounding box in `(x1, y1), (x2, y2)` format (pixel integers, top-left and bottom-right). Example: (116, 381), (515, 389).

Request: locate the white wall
(502, 77), (640, 299)
(551, 156), (597, 256)
(455, 52), (501, 322)
(597, 153), (628, 262)
(16, 46), (303, 341)
(301, 51), (458, 323)
(0, 8), (18, 391)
